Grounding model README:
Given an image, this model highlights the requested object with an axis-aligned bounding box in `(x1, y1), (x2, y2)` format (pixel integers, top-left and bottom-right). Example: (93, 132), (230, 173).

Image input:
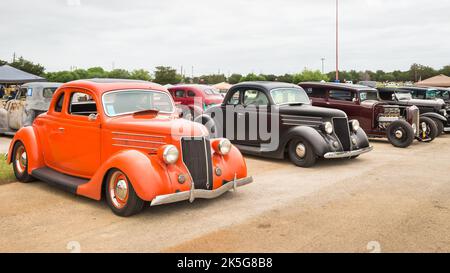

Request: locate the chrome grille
(181, 137), (213, 190)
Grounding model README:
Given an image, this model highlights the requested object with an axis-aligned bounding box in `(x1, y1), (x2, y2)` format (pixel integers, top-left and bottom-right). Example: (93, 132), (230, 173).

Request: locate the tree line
(1, 56), (449, 85)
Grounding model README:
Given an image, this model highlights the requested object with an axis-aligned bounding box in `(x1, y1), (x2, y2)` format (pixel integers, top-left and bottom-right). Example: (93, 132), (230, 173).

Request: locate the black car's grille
(181, 137), (213, 190)
(333, 118), (351, 151)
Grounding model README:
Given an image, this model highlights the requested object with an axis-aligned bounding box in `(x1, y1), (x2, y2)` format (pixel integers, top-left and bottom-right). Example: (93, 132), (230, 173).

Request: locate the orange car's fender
(211, 143), (248, 189)
(7, 126), (45, 173)
(77, 149), (173, 201)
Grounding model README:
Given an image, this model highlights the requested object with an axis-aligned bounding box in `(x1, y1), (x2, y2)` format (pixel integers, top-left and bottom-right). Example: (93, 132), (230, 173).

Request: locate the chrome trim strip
(324, 146), (373, 159)
(203, 137), (210, 189)
(112, 144), (158, 150)
(444, 127), (450, 132)
(112, 138), (166, 145)
(112, 132), (165, 138)
(150, 177), (253, 206)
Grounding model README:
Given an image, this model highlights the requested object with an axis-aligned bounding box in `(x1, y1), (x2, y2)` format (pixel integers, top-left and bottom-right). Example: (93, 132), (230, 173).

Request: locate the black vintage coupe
(195, 82), (372, 167)
(378, 87), (448, 134)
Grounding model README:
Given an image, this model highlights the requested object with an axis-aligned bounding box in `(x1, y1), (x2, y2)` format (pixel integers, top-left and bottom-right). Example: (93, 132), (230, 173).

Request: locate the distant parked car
(299, 82), (431, 148)
(196, 82), (372, 167)
(399, 86), (450, 107)
(378, 87), (448, 135)
(0, 82), (61, 135)
(168, 85), (224, 120)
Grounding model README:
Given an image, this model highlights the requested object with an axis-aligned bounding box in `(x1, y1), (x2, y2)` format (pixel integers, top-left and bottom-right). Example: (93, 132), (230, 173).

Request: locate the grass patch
(0, 154), (16, 185)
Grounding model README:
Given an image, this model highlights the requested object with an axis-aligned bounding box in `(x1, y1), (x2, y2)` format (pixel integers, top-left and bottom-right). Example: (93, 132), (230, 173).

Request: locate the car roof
(232, 81), (299, 91)
(300, 82), (377, 91)
(59, 78), (167, 95)
(398, 86), (437, 91)
(168, 84), (215, 90)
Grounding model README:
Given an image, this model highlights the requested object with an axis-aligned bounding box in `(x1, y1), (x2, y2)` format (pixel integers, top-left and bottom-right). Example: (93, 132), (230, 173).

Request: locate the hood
(104, 114), (208, 138)
(278, 104), (347, 119)
(399, 98), (444, 108)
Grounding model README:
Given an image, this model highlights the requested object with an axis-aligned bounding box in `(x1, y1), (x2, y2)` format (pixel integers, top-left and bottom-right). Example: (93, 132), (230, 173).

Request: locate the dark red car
(168, 85), (224, 120)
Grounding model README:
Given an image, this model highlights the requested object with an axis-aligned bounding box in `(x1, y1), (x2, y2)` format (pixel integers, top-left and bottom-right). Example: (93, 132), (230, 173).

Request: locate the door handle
(58, 127), (65, 132)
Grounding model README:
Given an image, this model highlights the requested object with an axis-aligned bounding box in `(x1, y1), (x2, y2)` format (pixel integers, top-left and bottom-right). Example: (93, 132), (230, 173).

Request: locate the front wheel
(288, 138), (317, 168)
(417, 117), (438, 142)
(12, 141), (34, 182)
(386, 120), (414, 148)
(105, 169), (145, 217)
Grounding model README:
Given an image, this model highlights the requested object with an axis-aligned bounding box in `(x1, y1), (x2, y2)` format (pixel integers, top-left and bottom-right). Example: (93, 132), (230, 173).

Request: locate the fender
(7, 126), (45, 173)
(77, 149), (172, 201)
(211, 144), (247, 189)
(354, 127), (370, 149)
(279, 126), (330, 158)
(420, 112), (447, 122)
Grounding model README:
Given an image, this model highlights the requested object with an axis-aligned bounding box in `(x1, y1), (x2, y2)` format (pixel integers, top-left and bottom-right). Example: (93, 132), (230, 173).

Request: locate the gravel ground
(0, 135), (449, 252)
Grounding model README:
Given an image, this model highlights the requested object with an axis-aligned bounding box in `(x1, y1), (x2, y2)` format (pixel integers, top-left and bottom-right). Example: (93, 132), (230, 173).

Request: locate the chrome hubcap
(295, 143), (306, 158)
(395, 130), (403, 139)
(115, 179), (128, 200)
(15, 146), (27, 174)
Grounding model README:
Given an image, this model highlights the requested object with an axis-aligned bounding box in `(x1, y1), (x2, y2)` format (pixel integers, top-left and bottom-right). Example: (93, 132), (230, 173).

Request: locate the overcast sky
(1, 0), (449, 75)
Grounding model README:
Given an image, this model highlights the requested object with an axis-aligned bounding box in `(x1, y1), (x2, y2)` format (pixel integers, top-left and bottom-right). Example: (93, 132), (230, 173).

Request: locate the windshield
(426, 89), (438, 99)
(204, 88), (221, 96)
(395, 92), (412, 101)
(270, 88), (310, 105)
(359, 90), (379, 102)
(436, 90), (450, 100)
(103, 90), (174, 116)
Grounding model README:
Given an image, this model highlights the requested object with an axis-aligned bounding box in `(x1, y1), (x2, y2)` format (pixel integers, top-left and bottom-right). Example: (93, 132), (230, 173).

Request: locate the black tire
(417, 116), (438, 142)
(12, 141), (34, 182)
(288, 137), (317, 167)
(431, 118), (444, 135)
(105, 168), (145, 217)
(386, 120), (415, 148)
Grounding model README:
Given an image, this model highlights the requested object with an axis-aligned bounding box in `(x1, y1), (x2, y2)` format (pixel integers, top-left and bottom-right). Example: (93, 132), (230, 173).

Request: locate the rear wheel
(105, 169), (145, 217)
(431, 118), (444, 135)
(417, 117), (438, 142)
(386, 120), (414, 148)
(288, 137), (317, 168)
(12, 141), (34, 182)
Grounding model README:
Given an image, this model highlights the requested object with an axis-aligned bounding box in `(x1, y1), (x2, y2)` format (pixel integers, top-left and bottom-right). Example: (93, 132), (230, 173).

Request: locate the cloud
(0, 0), (449, 75)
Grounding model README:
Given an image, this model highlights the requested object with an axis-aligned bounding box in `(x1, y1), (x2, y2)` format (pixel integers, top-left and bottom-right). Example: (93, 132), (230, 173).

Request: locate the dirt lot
(1, 135), (450, 253)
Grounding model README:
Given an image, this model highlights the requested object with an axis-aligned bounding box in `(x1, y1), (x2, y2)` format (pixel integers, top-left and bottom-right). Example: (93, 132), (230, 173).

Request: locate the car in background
(378, 87), (448, 134)
(299, 82), (430, 148)
(399, 86), (450, 107)
(0, 82), (61, 135)
(196, 82), (372, 168)
(168, 85), (224, 120)
(8, 79), (252, 216)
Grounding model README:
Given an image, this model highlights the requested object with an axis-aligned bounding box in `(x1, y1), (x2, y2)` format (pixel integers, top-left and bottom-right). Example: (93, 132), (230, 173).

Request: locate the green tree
(10, 56), (45, 76)
(153, 66), (182, 85)
(87, 67), (107, 78)
(108, 69), (131, 79)
(130, 69), (152, 81)
(45, 71), (78, 83)
(293, 69), (329, 83)
(439, 65), (450, 77)
(199, 74), (227, 84)
(240, 73), (266, 82)
(228, 74), (242, 84)
(276, 74), (294, 83)
(0, 59), (7, 66)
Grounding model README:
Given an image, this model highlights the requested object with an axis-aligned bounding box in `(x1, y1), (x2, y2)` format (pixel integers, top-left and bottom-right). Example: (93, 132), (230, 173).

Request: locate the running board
(31, 167), (90, 194)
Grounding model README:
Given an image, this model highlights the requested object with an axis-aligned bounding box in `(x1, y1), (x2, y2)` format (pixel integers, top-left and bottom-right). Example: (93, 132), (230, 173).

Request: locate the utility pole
(321, 58), (325, 74)
(12, 52), (16, 63)
(335, 0), (339, 82)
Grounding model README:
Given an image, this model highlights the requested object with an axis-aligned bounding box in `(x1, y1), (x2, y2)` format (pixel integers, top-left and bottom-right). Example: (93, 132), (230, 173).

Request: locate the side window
(54, 93), (65, 112)
(328, 90), (354, 102)
(43, 88), (57, 99)
(187, 90), (196, 97)
(174, 90), (185, 98)
(379, 91), (393, 101)
(310, 87), (327, 98)
(227, 90), (241, 105)
(69, 92), (97, 116)
(243, 89), (269, 106)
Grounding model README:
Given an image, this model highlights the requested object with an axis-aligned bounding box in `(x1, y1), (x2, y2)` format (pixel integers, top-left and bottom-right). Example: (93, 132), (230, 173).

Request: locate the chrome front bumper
(150, 176), (253, 206)
(324, 146), (373, 159)
(444, 127), (450, 132)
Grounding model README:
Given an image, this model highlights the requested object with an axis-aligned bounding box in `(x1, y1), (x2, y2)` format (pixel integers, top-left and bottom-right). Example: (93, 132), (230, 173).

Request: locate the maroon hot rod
(299, 82), (434, 148)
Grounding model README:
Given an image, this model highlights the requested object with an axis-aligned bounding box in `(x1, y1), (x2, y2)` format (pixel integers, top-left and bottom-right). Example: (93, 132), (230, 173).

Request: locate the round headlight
(218, 139), (232, 155)
(162, 145), (179, 164)
(421, 122), (427, 131)
(351, 120), (360, 132)
(412, 123), (417, 134)
(324, 122), (333, 134)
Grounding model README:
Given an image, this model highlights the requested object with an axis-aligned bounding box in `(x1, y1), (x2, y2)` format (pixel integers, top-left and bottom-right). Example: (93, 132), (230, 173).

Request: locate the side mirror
(88, 113), (98, 121)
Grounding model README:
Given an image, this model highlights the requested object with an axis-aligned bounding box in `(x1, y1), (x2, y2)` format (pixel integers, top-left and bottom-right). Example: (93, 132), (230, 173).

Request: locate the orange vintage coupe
(7, 79), (252, 216)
